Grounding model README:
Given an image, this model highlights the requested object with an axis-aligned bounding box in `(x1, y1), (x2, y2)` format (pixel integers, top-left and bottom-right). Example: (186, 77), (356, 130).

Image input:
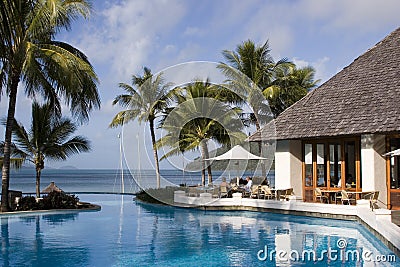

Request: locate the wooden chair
(340, 190), (355, 205)
(314, 188), (329, 203)
(364, 191), (380, 211)
(279, 188), (293, 201)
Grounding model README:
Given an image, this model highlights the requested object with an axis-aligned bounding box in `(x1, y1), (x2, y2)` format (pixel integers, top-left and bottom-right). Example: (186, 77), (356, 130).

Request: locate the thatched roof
(41, 182), (63, 193)
(249, 27), (400, 141)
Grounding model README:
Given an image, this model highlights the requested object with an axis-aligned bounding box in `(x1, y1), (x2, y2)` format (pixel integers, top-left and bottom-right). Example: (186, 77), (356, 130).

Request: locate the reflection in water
(136, 202), (398, 266)
(42, 212), (78, 225)
(0, 212), (89, 266)
(1, 217), (10, 267)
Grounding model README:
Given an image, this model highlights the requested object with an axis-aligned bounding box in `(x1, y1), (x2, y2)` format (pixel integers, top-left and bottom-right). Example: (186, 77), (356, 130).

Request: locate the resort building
(248, 27), (400, 210)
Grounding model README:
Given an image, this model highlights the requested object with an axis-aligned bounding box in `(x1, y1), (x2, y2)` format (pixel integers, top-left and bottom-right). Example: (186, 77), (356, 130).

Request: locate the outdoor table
(320, 189), (341, 204)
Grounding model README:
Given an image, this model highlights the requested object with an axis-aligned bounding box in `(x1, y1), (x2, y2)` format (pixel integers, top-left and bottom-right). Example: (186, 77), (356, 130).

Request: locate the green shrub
(41, 191), (79, 209)
(18, 196), (39, 210)
(18, 192), (80, 211)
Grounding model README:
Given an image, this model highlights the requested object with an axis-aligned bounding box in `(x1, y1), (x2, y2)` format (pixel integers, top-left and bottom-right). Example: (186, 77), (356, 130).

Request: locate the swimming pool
(0, 194), (397, 266)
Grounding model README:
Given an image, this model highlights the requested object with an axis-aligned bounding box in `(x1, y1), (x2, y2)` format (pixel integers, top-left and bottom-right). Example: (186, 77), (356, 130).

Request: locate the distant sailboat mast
(118, 133), (124, 194)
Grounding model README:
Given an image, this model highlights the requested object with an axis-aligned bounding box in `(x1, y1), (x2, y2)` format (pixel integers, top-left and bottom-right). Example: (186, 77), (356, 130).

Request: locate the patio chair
(314, 188), (329, 203)
(219, 186), (228, 198)
(260, 185), (273, 200)
(340, 190), (355, 205)
(279, 188), (293, 201)
(211, 187), (220, 198)
(188, 187), (198, 197)
(364, 191), (380, 211)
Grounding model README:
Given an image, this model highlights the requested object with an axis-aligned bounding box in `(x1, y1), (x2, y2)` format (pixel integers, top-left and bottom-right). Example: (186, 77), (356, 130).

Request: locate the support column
(275, 140), (303, 198)
(361, 134), (387, 206)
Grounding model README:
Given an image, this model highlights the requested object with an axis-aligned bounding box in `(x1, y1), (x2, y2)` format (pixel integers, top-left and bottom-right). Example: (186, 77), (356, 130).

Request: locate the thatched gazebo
(41, 181), (63, 194)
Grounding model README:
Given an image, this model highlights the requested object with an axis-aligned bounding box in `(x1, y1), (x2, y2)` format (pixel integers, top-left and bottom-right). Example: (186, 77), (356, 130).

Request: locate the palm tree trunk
(200, 140), (208, 186)
(254, 121), (266, 178)
(36, 168), (42, 198)
(149, 119), (161, 189)
(1, 75), (19, 212)
(203, 144), (213, 184)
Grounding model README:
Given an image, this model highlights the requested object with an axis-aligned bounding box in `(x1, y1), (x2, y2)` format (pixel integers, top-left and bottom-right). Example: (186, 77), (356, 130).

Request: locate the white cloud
(293, 56), (331, 84)
(72, 1), (187, 82)
(183, 26), (204, 36)
(298, 0), (400, 34)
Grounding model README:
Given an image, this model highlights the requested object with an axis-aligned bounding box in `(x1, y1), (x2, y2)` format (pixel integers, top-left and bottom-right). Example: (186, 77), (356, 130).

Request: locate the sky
(1, 0), (400, 170)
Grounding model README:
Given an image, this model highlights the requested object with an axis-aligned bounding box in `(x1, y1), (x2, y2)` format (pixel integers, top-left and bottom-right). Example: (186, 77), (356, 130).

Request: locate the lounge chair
(340, 190), (355, 205)
(250, 185), (260, 199)
(314, 188), (329, 203)
(260, 186), (273, 200)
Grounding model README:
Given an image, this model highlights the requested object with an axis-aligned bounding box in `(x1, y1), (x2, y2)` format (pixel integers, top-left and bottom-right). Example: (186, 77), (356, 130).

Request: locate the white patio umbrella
(383, 148), (400, 157)
(204, 145), (267, 183)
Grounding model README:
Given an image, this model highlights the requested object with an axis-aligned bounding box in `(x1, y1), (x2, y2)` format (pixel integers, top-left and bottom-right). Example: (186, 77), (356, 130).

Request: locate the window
(390, 138), (400, 189)
(344, 141), (356, 188)
(329, 144), (341, 187)
(304, 143), (313, 187)
(303, 138), (360, 191)
(316, 144), (326, 187)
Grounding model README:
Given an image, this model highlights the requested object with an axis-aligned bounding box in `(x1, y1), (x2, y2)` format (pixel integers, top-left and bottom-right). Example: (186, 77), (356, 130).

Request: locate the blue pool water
(0, 194), (397, 266)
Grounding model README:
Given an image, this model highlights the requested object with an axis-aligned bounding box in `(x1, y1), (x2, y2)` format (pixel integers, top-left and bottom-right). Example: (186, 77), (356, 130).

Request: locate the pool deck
(174, 191), (400, 256)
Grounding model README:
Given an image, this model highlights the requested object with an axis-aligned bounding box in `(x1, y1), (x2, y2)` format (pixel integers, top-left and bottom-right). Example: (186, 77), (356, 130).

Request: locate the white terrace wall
(275, 140), (303, 198)
(361, 134), (387, 206)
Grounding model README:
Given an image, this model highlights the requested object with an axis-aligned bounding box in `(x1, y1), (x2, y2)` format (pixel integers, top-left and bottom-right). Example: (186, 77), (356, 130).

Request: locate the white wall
(361, 134), (387, 206)
(275, 140), (303, 198)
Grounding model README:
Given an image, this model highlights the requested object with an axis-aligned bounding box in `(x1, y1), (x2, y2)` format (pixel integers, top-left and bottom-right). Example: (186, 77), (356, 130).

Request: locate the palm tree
(263, 65), (319, 117)
(0, 0), (99, 211)
(219, 39), (293, 126)
(110, 67), (173, 189)
(158, 80), (246, 185)
(6, 102), (91, 198)
(219, 40), (291, 177)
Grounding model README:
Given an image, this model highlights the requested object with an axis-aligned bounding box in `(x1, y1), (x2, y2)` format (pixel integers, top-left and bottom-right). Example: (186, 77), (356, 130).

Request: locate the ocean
(8, 168), (275, 194)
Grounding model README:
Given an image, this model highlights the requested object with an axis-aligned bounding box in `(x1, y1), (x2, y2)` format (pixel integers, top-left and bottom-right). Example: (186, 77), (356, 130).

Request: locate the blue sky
(1, 0), (400, 170)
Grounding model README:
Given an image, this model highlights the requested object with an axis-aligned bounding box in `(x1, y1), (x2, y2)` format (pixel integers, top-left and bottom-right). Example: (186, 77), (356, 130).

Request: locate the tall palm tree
(158, 80), (246, 185)
(0, 0), (99, 211)
(219, 39), (293, 126)
(263, 65), (319, 117)
(6, 102), (91, 198)
(219, 40), (291, 177)
(110, 67), (173, 189)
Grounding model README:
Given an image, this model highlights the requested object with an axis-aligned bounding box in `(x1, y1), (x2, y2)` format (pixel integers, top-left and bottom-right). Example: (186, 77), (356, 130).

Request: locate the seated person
(244, 177), (252, 192)
(220, 177), (230, 188)
(261, 178), (269, 186)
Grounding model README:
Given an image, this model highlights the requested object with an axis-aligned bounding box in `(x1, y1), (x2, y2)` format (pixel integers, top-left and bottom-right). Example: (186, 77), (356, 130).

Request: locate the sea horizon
(9, 168), (276, 195)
